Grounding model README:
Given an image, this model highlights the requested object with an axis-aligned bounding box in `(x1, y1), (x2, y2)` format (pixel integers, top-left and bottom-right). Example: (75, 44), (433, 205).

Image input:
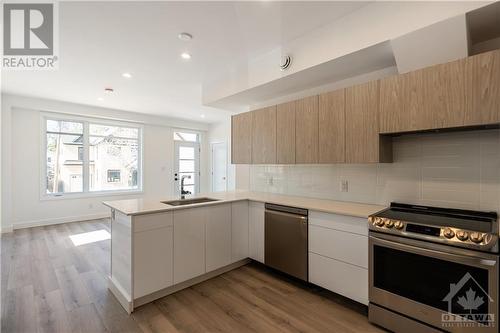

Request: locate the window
(107, 170), (121, 183)
(173, 131), (199, 142)
(44, 116), (142, 196)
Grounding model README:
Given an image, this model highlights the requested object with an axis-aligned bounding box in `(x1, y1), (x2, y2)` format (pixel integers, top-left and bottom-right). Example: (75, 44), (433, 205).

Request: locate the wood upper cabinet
(295, 96), (319, 164)
(319, 90), (345, 163)
(346, 81), (392, 163)
(231, 112), (253, 164)
(252, 106), (277, 164)
(465, 49), (500, 126)
(276, 101), (296, 164)
(380, 58), (465, 133)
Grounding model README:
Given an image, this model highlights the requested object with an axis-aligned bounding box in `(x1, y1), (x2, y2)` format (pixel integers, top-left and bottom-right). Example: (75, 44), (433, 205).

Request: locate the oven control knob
(470, 232), (483, 244)
(456, 230), (469, 241)
(375, 218), (385, 227)
(394, 221), (404, 230)
(443, 228), (455, 239)
(385, 219), (394, 228)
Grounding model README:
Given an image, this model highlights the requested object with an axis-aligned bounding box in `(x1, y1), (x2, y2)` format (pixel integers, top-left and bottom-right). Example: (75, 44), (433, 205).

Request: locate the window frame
(40, 112), (144, 200)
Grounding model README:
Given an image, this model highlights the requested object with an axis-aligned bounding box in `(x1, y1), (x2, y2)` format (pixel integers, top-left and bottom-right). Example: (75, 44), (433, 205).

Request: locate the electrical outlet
(341, 180), (349, 192)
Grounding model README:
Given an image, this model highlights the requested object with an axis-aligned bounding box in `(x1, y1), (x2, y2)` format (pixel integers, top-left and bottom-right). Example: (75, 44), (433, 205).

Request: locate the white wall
(207, 118), (235, 192)
(248, 130), (500, 213)
(1, 94), (210, 231)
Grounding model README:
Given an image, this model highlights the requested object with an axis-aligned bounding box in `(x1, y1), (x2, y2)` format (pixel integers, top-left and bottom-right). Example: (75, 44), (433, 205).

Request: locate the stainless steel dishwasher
(265, 203), (308, 281)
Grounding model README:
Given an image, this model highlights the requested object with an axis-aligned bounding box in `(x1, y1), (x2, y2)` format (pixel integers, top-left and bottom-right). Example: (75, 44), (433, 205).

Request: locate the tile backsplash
(249, 129), (500, 213)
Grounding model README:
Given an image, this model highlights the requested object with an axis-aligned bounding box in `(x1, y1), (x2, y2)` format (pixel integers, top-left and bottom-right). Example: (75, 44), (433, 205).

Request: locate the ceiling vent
(280, 55), (292, 71)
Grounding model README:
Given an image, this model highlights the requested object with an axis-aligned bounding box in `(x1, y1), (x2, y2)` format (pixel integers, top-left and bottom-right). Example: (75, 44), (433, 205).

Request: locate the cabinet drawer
(134, 212), (173, 232)
(309, 211), (367, 236)
(309, 252), (368, 305)
(309, 225), (368, 268)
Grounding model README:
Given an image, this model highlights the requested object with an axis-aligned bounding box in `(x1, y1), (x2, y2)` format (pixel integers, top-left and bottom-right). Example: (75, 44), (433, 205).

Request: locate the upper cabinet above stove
(231, 49), (500, 165)
(380, 49), (500, 134)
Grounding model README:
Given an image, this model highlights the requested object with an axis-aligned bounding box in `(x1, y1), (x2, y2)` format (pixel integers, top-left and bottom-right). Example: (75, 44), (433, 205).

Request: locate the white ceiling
(1, 1), (370, 123)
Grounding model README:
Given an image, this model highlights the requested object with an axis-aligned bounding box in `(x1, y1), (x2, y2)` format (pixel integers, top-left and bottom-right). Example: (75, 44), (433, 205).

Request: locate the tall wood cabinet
(251, 106), (277, 164)
(295, 96), (319, 164)
(276, 101), (296, 164)
(231, 112), (253, 164)
(318, 90), (345, 163)
(346, 81), (392, 163)
(465, 49), (500, 125)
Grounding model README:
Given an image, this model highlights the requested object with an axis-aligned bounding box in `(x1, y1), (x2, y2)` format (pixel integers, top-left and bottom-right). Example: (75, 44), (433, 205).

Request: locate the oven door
(370, 232), (498, 333)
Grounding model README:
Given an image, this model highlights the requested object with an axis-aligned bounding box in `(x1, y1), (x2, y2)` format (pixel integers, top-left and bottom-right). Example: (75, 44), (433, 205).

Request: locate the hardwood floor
(1, 219), (385, 333)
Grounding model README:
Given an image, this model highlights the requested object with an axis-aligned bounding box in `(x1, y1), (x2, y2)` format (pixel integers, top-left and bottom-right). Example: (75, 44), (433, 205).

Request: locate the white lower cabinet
(134, 226), (173, 298)
(173, 207), (206, 284)
(231, 201), (249, 262)
(206, 204), (232, 272)
(308, 210), (369, 305)
(249, 201), (265, 263)
(309, 252), (368, 305)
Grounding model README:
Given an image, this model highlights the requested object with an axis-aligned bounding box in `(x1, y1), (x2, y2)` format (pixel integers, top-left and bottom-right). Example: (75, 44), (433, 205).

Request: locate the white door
(174, 141), (200, 196)
(211, 142), (227, 192)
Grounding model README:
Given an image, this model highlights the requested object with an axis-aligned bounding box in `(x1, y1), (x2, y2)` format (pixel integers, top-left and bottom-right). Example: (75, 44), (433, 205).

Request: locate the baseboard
(12, 213), (110, 230)
(108, 276), (133, 314)
(133, 259), (251, 310)
(1, 225), (14, 234)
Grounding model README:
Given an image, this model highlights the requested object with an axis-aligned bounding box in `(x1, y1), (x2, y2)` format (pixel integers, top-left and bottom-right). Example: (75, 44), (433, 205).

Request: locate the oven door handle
(370, 236), (497, 268)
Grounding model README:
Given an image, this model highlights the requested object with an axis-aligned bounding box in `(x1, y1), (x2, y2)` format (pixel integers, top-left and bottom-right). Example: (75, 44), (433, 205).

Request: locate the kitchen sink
(161, 197), (220, 206)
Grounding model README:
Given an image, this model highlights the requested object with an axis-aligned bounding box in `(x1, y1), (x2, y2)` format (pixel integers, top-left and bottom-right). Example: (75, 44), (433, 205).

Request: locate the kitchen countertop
(103, 191), (386, 219)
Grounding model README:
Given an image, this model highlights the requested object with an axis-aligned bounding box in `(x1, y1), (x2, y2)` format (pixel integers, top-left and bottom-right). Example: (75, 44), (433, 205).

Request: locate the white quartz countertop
(103, 191), (386, 219)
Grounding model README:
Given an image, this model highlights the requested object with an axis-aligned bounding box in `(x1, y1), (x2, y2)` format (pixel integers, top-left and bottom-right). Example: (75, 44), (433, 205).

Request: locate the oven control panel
(368, 216), (497, 251)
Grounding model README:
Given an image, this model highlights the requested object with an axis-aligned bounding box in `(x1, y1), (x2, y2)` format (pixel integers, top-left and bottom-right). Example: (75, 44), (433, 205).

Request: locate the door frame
(174, 140), (200, 196)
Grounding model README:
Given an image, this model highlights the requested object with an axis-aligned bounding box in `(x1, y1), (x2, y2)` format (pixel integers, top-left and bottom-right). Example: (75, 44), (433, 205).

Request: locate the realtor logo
(442, 272), (495, 328)
(2, 2), (58, 69)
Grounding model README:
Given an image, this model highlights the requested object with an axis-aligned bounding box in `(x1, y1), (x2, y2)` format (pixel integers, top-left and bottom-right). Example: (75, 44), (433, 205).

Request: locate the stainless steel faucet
(180, 175), (192, 199)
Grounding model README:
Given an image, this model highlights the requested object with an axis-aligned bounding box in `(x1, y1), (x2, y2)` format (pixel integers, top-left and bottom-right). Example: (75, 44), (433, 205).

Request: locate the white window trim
(40, 112), (144, 200)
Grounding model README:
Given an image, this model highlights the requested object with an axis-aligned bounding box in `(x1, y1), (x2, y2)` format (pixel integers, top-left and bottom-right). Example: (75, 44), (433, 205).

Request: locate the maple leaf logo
(457, 288), (484, 313)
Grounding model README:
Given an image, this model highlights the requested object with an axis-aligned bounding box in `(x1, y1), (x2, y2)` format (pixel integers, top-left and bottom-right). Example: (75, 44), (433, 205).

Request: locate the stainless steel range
(368, 202), (499, 333)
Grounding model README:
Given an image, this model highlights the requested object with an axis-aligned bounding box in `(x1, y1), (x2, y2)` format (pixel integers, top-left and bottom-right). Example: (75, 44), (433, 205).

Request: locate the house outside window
(44, 115), (142, 197)
(107, 170), (121, 183)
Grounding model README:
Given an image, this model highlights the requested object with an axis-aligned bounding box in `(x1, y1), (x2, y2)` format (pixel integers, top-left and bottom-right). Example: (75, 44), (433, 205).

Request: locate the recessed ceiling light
(97, 97), (104, 101)
(181, 52), (191, 60)
(104, 88), (114, 94)
(200, 114), (206, 118)
(122, 72), (132, 78)
(178, 32), (193, 41)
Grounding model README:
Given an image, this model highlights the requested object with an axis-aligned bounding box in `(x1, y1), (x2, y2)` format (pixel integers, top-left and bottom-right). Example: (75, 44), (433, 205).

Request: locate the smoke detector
(280, 55), (292, 71)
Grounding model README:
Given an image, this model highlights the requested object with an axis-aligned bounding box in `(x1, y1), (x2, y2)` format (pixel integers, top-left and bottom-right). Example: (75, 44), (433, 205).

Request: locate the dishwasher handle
(265, 203), (308, 217)
(265, 209), (308, 222)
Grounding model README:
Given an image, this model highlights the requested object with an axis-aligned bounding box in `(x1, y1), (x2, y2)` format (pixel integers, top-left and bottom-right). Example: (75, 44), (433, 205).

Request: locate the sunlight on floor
(69, 229), (110, 246)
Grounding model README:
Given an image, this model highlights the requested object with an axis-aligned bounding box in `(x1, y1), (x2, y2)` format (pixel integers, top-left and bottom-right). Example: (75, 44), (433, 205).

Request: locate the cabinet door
(295, 96), (319, 163)
(248, 201), (265, 263)
(206, 204), (232, 272)
(276, 101), (296, 164)
(380, 59), (465, 133)
(423, 59), (465, 130)
(379, 74), (410, 134)
(173, 208), (206, 284)
(231, 112), (253, 164)
(465, 49), (500, 126)
(346, 81), (390, 163)
(318, 90), (345, 163)
(134, 226), (173, 298)
(252, 106), (277, 164)
(231, 201), (249, 262)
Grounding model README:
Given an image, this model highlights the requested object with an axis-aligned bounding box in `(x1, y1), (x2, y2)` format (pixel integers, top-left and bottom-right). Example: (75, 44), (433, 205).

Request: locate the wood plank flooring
(1, 219), (385, 333)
